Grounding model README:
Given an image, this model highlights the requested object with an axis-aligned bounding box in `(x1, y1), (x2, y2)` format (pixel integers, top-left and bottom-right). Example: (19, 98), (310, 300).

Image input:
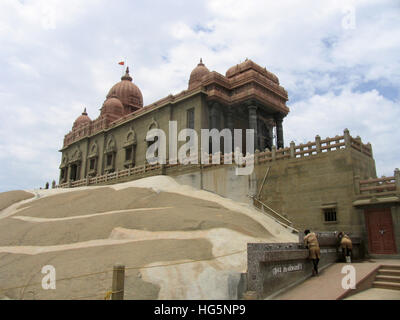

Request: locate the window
(125, 147), (132, 161)
(324, 208), (337, 222)
(89, 158), (96, 170)
(187, 108), (195, 129)
(106, 154), (113, 166)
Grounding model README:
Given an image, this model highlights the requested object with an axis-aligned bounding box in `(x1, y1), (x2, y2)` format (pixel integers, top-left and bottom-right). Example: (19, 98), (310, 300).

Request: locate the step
(375, 275), (400, 283)
(378, 269), (400, 277)
(372, 281), (400, 291)
(380, 264), (400, 271)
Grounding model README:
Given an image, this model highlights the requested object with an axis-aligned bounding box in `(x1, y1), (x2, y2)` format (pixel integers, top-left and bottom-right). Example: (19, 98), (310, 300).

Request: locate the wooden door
(365, 208), (397, 254)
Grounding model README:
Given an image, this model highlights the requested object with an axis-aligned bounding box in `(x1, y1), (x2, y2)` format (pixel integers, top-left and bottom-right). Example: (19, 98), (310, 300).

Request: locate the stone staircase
(372, 265), (400, 291)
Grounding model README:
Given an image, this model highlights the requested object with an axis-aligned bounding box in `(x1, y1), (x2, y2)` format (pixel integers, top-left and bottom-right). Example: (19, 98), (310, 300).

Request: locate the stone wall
(246, 232), (363, 299)
(254, 148), (376, 234)
(172, 164), (257, 204)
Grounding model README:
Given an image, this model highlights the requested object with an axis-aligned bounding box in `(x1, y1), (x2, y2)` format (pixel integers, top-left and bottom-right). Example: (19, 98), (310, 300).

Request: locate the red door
(365, 208), (397, 254)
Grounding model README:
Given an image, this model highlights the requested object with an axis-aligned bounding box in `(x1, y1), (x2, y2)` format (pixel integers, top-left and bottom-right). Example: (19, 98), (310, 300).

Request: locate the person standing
(304, 229), (321, 276)
(337, 232), (352, 263)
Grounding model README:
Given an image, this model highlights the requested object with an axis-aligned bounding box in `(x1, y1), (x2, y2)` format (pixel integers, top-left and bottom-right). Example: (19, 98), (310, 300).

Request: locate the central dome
(107, 67), (143, 112)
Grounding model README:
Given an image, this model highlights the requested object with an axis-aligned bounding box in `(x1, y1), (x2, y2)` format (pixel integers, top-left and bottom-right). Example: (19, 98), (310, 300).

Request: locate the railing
(250, 196), (298, 234)
(256, 129), (372, 163)
(57, 163), (162, 189)
(56, 129), (374, 189)
(357, 169), (399, 196)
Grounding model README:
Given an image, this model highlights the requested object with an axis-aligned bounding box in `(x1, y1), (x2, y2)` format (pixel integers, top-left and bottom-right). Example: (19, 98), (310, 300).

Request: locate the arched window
(87, 142), (99, 176)
(124, 128), (137, 168)
(104, 135), (117, 173)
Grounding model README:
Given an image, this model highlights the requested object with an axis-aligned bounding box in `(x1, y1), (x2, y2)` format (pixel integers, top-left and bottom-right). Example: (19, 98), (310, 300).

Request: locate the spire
(121, 66), (133, 81)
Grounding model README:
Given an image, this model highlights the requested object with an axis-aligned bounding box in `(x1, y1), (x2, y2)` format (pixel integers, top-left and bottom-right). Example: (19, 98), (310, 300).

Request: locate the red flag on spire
(118, 61), (124, 65)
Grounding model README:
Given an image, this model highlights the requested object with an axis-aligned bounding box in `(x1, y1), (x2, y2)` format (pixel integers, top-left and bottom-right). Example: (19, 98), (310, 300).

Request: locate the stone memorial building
(59, 59), (399, 258)
(60, 59), (289, 183)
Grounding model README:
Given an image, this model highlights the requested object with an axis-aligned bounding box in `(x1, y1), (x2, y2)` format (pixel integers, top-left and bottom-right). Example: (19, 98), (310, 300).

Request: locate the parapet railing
(56, 129), (373, 189)
(355, 169), (399, 197)
(58, 163), (162, 188)
(257, 129), (372, 163)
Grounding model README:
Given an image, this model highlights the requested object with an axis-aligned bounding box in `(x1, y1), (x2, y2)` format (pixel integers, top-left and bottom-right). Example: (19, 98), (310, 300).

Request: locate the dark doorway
(70, 164), (78, 181)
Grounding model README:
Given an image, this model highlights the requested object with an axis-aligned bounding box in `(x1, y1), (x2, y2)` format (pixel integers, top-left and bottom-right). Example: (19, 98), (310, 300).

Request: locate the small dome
(101, 97), (124, 117)
(73, 108), (91, 129)
(106, 67), (143, 111)
(188, 58), (210, 90)
(226, 59), (279, 84)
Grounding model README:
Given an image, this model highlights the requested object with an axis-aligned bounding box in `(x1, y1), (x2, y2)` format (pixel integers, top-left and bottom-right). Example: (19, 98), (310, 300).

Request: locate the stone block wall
(254, 148), (376, 234)
(246, 232), (363, 299)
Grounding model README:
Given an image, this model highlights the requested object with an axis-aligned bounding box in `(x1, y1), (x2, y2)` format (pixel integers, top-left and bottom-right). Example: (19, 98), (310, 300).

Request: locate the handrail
(249, 195), (298, 233)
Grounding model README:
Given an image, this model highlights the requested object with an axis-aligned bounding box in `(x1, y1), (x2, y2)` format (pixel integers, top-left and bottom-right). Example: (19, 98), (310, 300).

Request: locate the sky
(0, 0), (399, 192)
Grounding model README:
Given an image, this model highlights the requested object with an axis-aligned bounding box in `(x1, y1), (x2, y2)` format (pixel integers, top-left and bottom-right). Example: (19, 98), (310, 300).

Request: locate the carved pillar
(275, 115), (284, 149)
(67, 164), (71, 182)
(226, 110), (234, 132)
(226, 109), (234, 154)
(210, 102), (219, 129)
(257, 119), (263, 151)
(248, 105), (258, 151)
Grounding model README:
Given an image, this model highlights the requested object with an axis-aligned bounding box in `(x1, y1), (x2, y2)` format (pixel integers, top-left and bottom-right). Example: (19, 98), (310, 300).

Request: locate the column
(226, 109), (234, 154)
(248, 105), (258, 151)
(210, 102), (219, 129)
(59, 168), (64, 184)
(257, 119), (263, 151)
(226, 109), (233, 132)
(275, 115), (284, 149)
(268, 121), (274, 149)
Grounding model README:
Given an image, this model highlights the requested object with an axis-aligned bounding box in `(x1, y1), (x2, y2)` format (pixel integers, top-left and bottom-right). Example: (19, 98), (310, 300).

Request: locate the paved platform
(273, 259), (400, 300)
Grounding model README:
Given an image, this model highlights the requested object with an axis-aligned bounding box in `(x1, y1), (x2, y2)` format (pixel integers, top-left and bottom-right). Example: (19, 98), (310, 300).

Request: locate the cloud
(0, 0), (399, 191)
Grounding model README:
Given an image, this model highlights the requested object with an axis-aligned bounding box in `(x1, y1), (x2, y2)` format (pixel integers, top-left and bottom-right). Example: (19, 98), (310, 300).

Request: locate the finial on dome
(121, 66), (133, 81)
(198, 58), (204, 66)
(82, 107), (87, 115)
